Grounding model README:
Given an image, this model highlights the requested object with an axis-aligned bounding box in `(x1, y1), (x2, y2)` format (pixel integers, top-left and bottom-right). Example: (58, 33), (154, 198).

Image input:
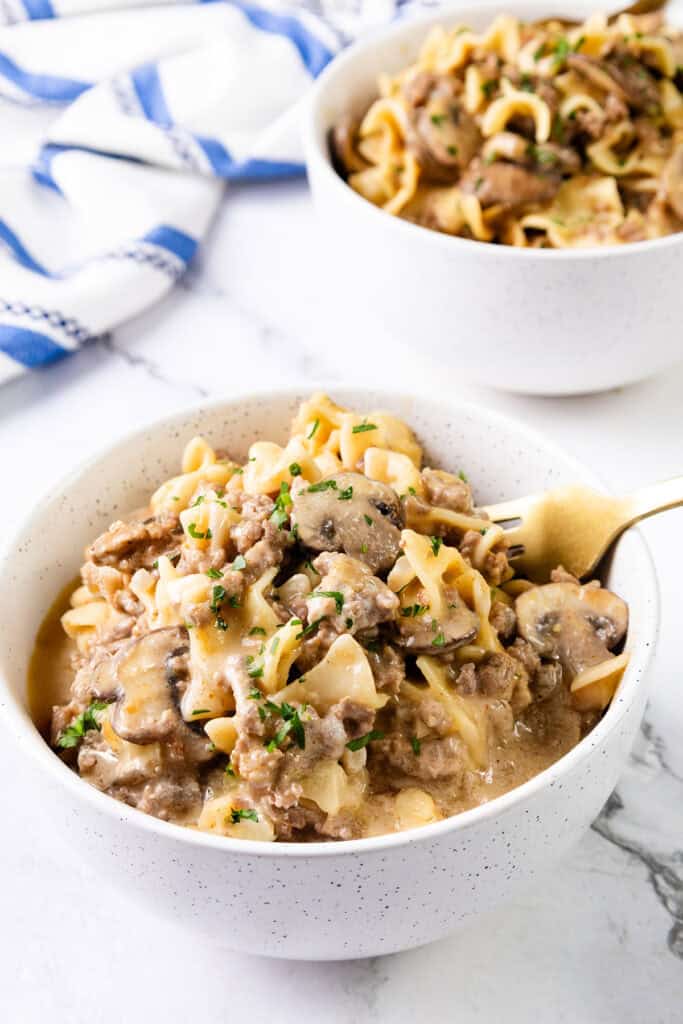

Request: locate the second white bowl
(302, 0), (683, 396)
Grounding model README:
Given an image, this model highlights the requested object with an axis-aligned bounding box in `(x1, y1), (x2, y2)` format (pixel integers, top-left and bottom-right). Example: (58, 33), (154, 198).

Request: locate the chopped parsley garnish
(307, 479), (338, 493)
(360, 543), (368, 554)
(345, 617), (353, 629)
(401, 604), (428, 618)
(363, 514), (373, 526)
(520, 73), (535, 92)
(533, 42), (546, 61)
(152, 559), (159, 569)
(303, 560), (317, 574)
(481, 79), (497, 98)
(230, 808), (259, 824)
(480, 527), (488, 536)
(351, 421), (378, 434)
(249, 626), (266, 636)
(188, 522), (212, 540)
(408, 486), (417, 496)
(296, 616), (326, 640)
(247, 664), (264, 679)
(553, 36), (570, 65)
(270, 481), (292, 529)
(430, 113), (446, 125)
(206, 567), (223, 579)
(338, 486), (353, 501)
(432, 632), (446, 647)
(56, 701), (108, 749)
(430, 536), (443, 557)
(224, 759), (237, 778)
(191, 495), (205, 508)
(263, 701), (306, 751)
(209, 585), (226, 613)
(458, 470), (468, 482)
(191, 708), (211, 716)
(232, 554), (247, 571)
(411, 736), (422, 756)
(346, 730), (384, 752)
(289, 462), (302, 477)
(311, 590), (344, 614)
(248, 687), (262, 700)
(307, 419), (320, 440)
(474, 176), (484, 191)
(574, 34), (586, 51)
(216, 616), (228, 631)
(447, 144), (458, 157)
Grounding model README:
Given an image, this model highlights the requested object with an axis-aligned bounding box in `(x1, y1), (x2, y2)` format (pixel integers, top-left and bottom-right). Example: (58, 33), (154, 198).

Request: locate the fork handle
(622, 475), (683, 527)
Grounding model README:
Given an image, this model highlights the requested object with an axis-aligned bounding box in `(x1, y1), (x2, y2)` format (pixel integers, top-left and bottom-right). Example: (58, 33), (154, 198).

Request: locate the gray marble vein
(592, 717), (683, 959)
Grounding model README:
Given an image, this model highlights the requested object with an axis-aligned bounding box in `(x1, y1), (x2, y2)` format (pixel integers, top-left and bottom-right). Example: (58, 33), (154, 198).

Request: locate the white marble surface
(1, 171), (683, 1022)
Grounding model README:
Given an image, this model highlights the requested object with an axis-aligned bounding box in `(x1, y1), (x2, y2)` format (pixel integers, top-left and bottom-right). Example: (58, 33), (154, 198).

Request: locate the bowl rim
(0, 386), (660, 859)
(302, 0), (683, 262)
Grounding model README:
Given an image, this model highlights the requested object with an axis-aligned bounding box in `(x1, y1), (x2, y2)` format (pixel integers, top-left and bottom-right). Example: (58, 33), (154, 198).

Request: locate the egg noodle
(332, 12), (683, 247)
(36, 395), (629, 842)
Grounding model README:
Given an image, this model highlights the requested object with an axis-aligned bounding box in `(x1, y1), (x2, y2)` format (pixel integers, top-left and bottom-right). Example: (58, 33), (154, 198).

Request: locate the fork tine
(482, 495), (534, 523)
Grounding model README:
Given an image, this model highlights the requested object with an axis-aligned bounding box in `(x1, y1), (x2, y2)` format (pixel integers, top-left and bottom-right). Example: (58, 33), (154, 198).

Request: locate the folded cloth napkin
(0, 0), (430, 385)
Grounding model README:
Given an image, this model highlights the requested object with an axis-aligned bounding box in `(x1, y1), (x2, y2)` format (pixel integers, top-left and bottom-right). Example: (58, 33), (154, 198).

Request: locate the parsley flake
(307, 419), (320, 440)
(311, 590), (344, 614)
(430, 536), (443, 557)
(432, 632), (446, 647)
(411, 736), (422, 756)
(230, 808), (259, 824)
(249, 626), (266, 637)
(188, 522), (212, 540)
(307, 479), (338, 493)
(296, 616), (327, 640)
(289, 462), (302, 477)
(338, 486), (354, 501)
(346, 730), (384, 752)
(351, 422), (378, 434)
(56, 701), (108, 749)
(206, 567), (223, 579)
(363, 514), (373, 526)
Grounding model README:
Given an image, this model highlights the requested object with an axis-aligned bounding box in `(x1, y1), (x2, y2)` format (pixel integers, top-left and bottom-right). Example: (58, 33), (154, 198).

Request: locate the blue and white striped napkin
(0, 0), (428, 385)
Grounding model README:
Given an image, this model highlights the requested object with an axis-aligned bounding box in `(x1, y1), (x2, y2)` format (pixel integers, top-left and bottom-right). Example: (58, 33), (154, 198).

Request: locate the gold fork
(482, 478), (683, 582)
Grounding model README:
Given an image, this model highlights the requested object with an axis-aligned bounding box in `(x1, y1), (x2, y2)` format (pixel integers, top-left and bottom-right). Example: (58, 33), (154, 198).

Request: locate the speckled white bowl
(302, 0), (683, 396)
(0, 389), (658, 959)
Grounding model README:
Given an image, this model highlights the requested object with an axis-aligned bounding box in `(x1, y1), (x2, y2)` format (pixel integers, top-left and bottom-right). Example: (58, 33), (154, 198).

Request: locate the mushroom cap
(404, 81), (482, 184)
(395, 586), (478, 655)
(291, 472), (403, 574)
(91, 626), (189, 745)
(515, 581), (628, 678)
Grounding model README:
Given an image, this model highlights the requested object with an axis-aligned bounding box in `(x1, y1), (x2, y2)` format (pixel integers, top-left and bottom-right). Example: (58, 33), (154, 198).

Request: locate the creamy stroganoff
(331, 11), (683, 247)
(32, 395), (629, 842)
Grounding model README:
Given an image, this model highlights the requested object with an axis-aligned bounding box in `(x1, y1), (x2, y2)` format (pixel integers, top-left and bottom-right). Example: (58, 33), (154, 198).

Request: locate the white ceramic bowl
(302, 0), (683, 396)
(0, 389), (658, 959)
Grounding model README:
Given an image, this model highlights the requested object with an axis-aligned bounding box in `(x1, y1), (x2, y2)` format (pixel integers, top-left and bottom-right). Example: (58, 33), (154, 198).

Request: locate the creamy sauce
(29, 579), (80, 735)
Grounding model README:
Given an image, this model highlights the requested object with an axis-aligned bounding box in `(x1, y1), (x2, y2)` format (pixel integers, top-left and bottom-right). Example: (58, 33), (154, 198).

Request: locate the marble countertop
(1, 174), (682, 1023)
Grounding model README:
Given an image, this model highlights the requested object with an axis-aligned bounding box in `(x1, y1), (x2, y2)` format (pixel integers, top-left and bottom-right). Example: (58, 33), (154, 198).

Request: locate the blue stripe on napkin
(0, 51), (90, 102)
(0, 220), (53, 276)
(130, 63), (172, 127)
(142, 226), (197, 264)
(212, 0), (334, 76)
(0, 325), (66, 367)
(22, 0), (55, 19)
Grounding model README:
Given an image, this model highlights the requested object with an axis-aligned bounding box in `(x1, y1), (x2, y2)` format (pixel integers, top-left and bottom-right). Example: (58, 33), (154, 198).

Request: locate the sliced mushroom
(404, 78), (482, 184)
(461, 158), (560, 207)
(91, 627), (190, 745)
(329, 112), (367, 176)
(567, 53), (660, 113)
(396, 586), (478, 654)
(662, 145), (683, 221)
(515, 581), (628, 679)
(291, 472), (403, 574)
